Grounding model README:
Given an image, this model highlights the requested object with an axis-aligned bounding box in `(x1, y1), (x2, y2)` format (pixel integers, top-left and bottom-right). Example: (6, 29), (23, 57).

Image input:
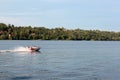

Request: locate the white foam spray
(0, 46), (31, 53)
(13, 46), (31, 52)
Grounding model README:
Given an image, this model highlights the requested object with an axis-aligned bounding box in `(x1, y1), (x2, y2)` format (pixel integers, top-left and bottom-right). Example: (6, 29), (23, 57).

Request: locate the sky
(0, 0), (120, 31)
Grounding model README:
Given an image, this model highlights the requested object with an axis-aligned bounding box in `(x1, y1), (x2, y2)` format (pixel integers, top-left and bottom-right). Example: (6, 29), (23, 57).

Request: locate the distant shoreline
(0, 23), (120, 41)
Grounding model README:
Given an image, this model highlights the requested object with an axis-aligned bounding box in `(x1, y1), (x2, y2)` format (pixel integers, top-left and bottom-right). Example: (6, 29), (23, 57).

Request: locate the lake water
(0, 40), (120, 80)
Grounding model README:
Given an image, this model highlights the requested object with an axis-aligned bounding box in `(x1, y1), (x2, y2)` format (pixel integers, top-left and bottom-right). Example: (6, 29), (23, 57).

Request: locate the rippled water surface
(0, 40), (120, 80)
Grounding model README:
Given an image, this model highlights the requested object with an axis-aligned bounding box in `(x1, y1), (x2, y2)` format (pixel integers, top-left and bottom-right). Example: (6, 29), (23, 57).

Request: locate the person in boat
(27, 46), (32, 50)
(27, 46), (40, 51)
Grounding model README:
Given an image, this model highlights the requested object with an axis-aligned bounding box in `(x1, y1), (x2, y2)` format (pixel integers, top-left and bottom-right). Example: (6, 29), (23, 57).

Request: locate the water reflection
(16, 51), (41, 54)
(0, 41), (120, 80)
(12, 76), (32, 80)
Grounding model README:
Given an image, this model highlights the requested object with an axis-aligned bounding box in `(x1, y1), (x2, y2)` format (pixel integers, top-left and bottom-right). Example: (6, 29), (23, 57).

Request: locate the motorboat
(27, 46), (40, 51)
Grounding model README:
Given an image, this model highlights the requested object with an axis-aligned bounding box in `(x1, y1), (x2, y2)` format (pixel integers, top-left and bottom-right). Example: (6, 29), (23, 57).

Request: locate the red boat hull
(27, 46), (40, 51)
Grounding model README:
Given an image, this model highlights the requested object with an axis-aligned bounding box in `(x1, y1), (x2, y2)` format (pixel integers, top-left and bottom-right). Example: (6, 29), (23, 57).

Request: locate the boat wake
(0, 46), (32, 53)
(14, 47), (31, 52)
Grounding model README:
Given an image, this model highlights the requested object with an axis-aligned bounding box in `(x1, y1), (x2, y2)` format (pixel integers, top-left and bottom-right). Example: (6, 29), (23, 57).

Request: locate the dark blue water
(0, 40), (120, 80)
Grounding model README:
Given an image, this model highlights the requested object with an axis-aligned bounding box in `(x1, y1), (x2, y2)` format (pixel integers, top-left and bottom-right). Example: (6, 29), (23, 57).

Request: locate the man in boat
(27, 46), (40, 51)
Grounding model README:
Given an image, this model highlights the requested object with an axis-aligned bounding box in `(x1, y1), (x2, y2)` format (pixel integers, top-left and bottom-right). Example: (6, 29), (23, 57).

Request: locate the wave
(13, 46), (31, 52)
(0, 46), (31, 53)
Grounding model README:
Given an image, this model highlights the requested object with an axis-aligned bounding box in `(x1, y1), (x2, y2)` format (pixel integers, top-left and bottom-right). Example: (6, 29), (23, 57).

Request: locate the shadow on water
(0, 51), (41, 54)
(11, 76), (32, 80)
(27, 51), (41, 54)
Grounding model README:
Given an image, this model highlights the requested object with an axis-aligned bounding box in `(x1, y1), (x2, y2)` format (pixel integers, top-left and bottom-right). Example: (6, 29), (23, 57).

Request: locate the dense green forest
(0, 23), (120, 40)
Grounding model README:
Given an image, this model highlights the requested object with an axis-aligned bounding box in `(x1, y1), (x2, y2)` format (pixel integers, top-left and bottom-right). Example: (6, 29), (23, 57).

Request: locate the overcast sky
(0, 0), (120, 31)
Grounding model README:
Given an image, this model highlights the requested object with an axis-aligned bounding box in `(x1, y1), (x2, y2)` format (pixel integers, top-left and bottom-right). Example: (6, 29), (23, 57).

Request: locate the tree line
(0, 23), (120, 40)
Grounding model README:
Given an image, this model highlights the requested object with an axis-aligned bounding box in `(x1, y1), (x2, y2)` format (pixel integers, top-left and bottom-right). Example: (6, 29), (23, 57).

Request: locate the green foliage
(0, 23), (120, 40)
(0, 23), (8, 31)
